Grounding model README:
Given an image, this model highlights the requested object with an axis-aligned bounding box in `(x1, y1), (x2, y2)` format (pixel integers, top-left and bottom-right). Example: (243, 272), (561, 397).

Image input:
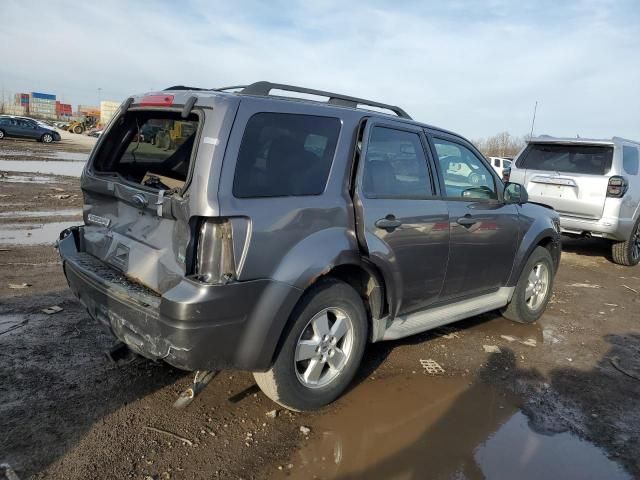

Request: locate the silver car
(509, 136), (640, 265)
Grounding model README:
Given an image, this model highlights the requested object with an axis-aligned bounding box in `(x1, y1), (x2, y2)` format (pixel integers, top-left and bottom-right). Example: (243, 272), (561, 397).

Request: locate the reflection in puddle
(0, 174), (54, 184)
(0, 150), (89, 162)
(0, 209), (82, 218)
(49, 151), (90, 162)
(0, 221), (80, 245)
(278, 375), (629, 480)
(0, 160), (85, 177)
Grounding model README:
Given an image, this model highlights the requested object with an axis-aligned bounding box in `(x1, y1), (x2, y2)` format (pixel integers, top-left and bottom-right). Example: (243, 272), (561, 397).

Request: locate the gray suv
(509, 136), (640, 265)
(58, 82), (561, 410)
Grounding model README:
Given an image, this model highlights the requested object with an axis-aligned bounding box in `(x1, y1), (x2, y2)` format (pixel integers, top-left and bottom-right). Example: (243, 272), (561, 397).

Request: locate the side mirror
(504, 182), (528, 204)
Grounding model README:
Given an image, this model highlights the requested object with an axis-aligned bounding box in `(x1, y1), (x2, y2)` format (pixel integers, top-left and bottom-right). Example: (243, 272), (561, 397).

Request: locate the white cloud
(1, 0), (638, 139)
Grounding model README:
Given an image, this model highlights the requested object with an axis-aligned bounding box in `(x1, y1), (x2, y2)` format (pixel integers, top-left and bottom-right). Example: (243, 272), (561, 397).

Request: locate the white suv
(509, 136), (640, 265)
(488, 156), (512, 177)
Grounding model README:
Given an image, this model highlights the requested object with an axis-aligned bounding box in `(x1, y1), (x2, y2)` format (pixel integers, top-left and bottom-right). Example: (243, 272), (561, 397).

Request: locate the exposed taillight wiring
(194, 218), (236, 284)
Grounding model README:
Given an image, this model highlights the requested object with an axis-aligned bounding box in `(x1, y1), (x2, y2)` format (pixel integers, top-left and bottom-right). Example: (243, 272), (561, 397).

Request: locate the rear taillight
(194, 218), (235, 284)
(607, 176), (628, 198)
(140, 94), (174, 107)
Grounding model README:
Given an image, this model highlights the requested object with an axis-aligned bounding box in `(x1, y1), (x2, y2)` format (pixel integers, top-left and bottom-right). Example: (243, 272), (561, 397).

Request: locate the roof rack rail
(236, 81), (412, 119)
(164, 85), (207, 91)
(215, 85), (248, 92)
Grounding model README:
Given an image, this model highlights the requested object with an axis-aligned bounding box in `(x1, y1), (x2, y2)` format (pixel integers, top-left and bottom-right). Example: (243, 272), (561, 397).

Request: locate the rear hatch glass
(518, 143), (614, 220)
(518, 144), (613, 175)
(93, 110), (199, 190)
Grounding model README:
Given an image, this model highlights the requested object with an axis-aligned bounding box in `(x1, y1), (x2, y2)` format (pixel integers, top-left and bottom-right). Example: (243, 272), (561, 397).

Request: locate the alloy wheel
(525, 262), (550, 311)
(632, 224), (640, 262)
(294, 308), (354, 389)
(43, 134), (52, 143)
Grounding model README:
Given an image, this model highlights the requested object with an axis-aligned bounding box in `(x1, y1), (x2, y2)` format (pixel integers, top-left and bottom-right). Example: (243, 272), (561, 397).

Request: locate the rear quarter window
(622, 146), (639, 175)
(519, 144), (613, 175)
(233, 113), (341, 198)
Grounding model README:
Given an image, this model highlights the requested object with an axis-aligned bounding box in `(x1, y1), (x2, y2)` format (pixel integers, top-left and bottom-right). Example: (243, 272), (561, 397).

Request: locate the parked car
(509, 136), (640, 265)
(58, 82), (561, 410)
(87, 129), (103, 138)
(140, 123), (164, 143)
(488, 156), (512, 178)
(0, 115), (61, 143)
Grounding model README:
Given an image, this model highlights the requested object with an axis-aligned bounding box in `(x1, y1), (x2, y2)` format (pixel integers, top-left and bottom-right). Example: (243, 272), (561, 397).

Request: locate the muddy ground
(1, 134), (640, 479)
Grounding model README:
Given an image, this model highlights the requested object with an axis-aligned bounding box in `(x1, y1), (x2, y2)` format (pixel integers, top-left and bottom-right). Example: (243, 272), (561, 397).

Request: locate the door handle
(375, 216), (402, 232)
(456, 215), (477, 227)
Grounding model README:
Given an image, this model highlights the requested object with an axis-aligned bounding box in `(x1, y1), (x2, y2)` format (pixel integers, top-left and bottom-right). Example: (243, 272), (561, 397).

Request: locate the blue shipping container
(31, 92), (56, 100)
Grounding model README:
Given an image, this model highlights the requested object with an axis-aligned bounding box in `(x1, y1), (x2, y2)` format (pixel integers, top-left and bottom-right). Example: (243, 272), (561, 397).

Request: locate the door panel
(430, 135), (519, 299)
(443, 200), (519, 298)
(354, 122), (449, 315)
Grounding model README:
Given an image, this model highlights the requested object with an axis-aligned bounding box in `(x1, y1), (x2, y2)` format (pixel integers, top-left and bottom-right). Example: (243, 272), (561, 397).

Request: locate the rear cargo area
(80, 108), (202, 293)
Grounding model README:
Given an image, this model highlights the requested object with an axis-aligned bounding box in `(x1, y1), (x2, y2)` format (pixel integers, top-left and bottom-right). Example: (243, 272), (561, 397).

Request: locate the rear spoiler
(119, 95), (197, 118)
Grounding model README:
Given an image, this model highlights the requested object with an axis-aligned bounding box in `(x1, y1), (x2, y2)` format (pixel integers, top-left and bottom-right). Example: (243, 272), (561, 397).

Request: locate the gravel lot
(1, 134), (639, 479)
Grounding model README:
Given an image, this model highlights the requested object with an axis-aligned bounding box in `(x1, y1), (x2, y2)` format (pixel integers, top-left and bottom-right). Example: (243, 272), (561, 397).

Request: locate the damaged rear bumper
(58, 226), (301, 371)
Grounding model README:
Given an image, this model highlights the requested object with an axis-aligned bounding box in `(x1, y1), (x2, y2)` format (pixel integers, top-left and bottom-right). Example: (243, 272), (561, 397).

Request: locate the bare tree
(473, 132), (525, 158)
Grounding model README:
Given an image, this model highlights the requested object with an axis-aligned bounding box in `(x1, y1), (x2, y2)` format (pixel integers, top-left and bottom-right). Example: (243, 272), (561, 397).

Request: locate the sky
(1, 0), (639, 140)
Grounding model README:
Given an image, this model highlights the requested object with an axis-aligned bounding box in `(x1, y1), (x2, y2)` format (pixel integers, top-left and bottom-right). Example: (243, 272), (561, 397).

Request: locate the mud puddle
(277, 375), (630, 479)
(0, 149), (89, 162)
(0, 173), (55, 184)
(0, 209), (82, 219)
(0, 160), (85, 177)
(0, 221), (80, 245)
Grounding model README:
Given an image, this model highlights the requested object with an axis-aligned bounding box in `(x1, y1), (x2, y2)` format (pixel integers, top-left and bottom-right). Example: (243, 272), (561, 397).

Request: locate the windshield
(92, 110), (199, 190)
(518, 144), (613, 175)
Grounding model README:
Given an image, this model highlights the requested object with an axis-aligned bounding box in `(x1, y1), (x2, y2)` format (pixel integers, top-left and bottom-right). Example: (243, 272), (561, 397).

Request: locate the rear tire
(611, 218), (640, 266)
(73, 125), (83, 134)
(253, 278), (368, 411)
(0, 129), (5, 139)
(501, 246), (554, 324)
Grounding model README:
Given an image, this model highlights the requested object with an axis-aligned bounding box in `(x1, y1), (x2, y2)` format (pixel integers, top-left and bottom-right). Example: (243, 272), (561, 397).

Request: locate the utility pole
(529, 101), (538, 139)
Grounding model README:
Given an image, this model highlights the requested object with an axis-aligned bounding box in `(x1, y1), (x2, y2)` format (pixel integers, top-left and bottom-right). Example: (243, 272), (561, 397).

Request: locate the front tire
(253, 279), (368, 411)
(41, 133), (53, 144)
(0, 129), (5, 140)
(611, 218), (640, 266)
(73, 125), (83, 134)
(501, 246), (554, 324)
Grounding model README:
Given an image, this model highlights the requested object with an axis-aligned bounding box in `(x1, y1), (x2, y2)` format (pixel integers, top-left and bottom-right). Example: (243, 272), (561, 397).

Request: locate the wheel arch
(256, 258), (390, 371)
(508, 227), (561, 286)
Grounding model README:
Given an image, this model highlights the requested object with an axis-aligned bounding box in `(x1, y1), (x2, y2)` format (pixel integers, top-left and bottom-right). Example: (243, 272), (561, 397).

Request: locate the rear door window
(623, 146), (639, 175)
(518, 144), (613, 175)
(233, 113), (340, 198)
(362, 126), (433, 199)
(92, 111), (199, 190)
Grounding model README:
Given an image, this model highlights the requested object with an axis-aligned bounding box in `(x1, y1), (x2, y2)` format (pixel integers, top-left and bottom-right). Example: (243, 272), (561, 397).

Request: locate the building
(29, 92), (57, 120)
(77, 104), (100, 118)
(100, 100), (120, 126)
(56, 101), (73, 119)
(14, 93), (29, 113)
(3, 104), (27, 116)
